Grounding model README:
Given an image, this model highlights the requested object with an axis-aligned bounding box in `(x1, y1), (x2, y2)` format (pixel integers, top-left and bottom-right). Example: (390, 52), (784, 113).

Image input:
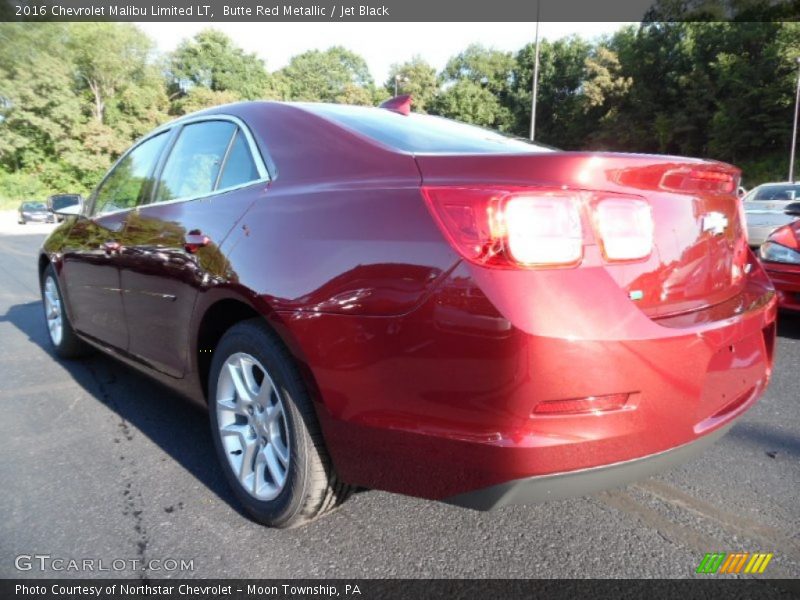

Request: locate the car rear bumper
(763, 261), (800, 312)
(445, 421), (733, 510)
(277, 251), (777, 502)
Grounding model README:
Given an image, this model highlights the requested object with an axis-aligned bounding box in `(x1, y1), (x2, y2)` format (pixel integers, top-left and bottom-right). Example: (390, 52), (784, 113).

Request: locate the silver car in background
(743, 182), (800, 247)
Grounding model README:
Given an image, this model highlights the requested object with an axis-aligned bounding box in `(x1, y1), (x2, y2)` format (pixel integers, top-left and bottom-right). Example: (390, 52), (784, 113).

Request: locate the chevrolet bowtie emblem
(702, 212), (729, 236)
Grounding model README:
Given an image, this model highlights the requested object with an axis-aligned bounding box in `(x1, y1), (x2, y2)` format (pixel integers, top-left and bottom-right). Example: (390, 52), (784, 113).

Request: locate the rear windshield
(302, 103), (554, 155)
(50, 195), (80, 211)
(747, 184), (800, 201)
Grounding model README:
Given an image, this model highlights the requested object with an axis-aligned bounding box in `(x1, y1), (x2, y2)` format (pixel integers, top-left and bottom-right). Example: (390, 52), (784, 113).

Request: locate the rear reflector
(660, 168), (737, 194)
(532, 393), (630, 416)
(593, 198), (654, 261)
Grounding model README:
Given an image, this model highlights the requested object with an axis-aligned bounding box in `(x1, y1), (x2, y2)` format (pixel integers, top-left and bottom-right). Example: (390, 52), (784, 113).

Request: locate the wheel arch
(37, 253), (51, 282)
(192, 291), (322, 409)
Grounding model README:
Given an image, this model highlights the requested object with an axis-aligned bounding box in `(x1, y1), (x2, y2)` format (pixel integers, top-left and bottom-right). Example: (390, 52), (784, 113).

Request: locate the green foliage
(1, 21), (800, 206)
(430, 80), (511, 129)
(277, 46), (375, 104)
(170, 87), (241, 116)
(438, 44), (516, 130)
(385, 56), (438, 112)
(168, 29), (271, 100)
(511, 36), (593, 147)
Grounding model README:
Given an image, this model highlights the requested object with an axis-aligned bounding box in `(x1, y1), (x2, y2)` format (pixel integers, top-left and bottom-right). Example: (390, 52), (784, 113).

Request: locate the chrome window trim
(90, 114), (271, 218)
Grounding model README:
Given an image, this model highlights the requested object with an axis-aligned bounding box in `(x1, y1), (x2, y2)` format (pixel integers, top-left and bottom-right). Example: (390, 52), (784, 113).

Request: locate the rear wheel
(41, 264), (91, 358)
(208, 319), (352, 528)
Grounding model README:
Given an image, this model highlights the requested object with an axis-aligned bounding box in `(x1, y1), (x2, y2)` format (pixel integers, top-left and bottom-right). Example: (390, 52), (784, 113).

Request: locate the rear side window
(217, 129), (260, 190)
(93, 133), (168, 215)
(156, 121), (236, 202)
(304, 104), (554, 154)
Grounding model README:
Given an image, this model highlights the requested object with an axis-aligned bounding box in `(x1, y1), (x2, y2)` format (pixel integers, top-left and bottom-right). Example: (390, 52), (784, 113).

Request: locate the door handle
(102, 241), (122, 254)
(184, 232), (211, 254)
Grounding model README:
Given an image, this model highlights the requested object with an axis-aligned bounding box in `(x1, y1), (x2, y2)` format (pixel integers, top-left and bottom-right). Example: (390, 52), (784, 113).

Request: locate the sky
(136, 22), (635, 83)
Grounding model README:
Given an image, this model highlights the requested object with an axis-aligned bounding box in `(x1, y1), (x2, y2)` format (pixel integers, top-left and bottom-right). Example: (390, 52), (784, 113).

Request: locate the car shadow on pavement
(1, 300), (249, 520)
(728, 422), (800, 460)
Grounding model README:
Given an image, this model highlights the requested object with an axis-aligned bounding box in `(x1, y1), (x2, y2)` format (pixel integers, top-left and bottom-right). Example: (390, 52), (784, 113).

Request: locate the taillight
(421, 187), (583, 268)
(503, 194), (583, 266)
(768, 225), (800, 250)
(592, 198), (654, 261)
(422, 186), (654, 269)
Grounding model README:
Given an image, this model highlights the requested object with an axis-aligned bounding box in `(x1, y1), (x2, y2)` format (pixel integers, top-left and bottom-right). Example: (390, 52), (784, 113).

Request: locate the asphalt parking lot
(0, 212), (798, 580)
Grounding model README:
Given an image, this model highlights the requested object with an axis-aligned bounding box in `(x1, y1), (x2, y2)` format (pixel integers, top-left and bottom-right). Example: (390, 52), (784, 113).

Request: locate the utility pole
(529, 0), (541, 141)
(789, 56), (800, 182)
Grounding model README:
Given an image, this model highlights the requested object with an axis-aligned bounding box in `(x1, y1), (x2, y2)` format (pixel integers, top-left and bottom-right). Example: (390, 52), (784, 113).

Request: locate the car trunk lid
(415, 152), (747, 319)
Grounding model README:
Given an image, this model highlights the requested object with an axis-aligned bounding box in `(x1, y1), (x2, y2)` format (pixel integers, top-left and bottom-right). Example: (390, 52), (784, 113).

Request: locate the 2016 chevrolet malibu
(39, 98), (777, 527)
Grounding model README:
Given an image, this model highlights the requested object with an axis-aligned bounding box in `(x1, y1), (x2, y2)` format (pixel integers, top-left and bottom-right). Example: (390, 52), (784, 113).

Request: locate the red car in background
(760, 204), (800, 312)
(39, 98), (776, 528)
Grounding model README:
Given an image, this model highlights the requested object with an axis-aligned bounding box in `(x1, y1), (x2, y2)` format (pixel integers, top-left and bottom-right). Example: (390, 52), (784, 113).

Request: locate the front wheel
(208, 320), (352, 528)
(41, 265), (91, 358)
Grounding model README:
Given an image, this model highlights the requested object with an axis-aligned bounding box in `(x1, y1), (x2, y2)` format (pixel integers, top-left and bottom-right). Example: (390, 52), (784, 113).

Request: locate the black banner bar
(3, 579), (800, 600)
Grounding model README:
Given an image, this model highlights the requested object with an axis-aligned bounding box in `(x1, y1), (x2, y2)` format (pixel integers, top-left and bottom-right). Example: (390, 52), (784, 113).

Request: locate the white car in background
(743, 182), (800, 247)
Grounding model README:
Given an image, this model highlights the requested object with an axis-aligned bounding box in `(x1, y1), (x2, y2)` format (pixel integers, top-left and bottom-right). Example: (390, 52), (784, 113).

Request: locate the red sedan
(760, 214), (800, 312)
(39, 99), (776, 527)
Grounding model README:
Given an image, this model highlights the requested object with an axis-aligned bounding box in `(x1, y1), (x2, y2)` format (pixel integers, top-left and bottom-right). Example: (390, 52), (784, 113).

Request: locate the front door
(61, 131), (170, 351)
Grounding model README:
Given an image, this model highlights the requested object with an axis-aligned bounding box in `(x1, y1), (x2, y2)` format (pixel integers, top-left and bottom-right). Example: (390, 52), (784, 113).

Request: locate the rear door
(118, 117), (268, 377)
(61, 132), (169, 350)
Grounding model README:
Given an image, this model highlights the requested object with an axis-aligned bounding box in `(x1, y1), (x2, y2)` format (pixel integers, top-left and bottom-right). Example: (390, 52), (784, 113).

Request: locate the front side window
(93, 133), (168, 216)
(155, 121), (237, 202)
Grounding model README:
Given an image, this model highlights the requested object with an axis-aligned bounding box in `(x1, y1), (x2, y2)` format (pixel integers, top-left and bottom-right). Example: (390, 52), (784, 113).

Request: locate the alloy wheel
(43, 276), (63, 347)
(215, 352), (291, 501)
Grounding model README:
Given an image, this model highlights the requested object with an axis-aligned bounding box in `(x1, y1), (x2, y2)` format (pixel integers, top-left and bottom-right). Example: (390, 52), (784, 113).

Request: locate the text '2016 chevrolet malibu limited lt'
(39, 98), (777, 528)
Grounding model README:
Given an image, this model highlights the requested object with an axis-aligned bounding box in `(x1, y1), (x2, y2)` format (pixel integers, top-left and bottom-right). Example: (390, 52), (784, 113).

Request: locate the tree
(0, 24), (87, 191)
(168, 29), (271, 100)
(0, 23), (170, 198)
(436, 44), (517, 130)
(582, 47), (632, 110)
(68, 23), (156, 124)
(385, 56), (438, 112)
(277, 47), (375, 104)
(511, 36), (592, 147)
(170, 87), (241, 116)
(441, 44), (515, 97)
(430, 80), (511, 129)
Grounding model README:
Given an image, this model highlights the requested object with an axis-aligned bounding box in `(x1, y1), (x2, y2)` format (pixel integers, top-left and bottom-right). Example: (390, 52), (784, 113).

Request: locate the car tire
(208, 319), (352, 528)
(41, 264), (92, 359)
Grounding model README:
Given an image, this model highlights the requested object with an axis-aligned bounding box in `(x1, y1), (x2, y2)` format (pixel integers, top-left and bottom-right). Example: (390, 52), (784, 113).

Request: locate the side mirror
(51, 195), (84, 217)
(784, 202), (800, 217)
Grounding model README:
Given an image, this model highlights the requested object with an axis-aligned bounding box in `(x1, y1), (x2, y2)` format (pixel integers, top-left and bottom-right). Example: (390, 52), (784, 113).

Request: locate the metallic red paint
(761, 221), (800, 312)
(41, 101), (777, 505)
